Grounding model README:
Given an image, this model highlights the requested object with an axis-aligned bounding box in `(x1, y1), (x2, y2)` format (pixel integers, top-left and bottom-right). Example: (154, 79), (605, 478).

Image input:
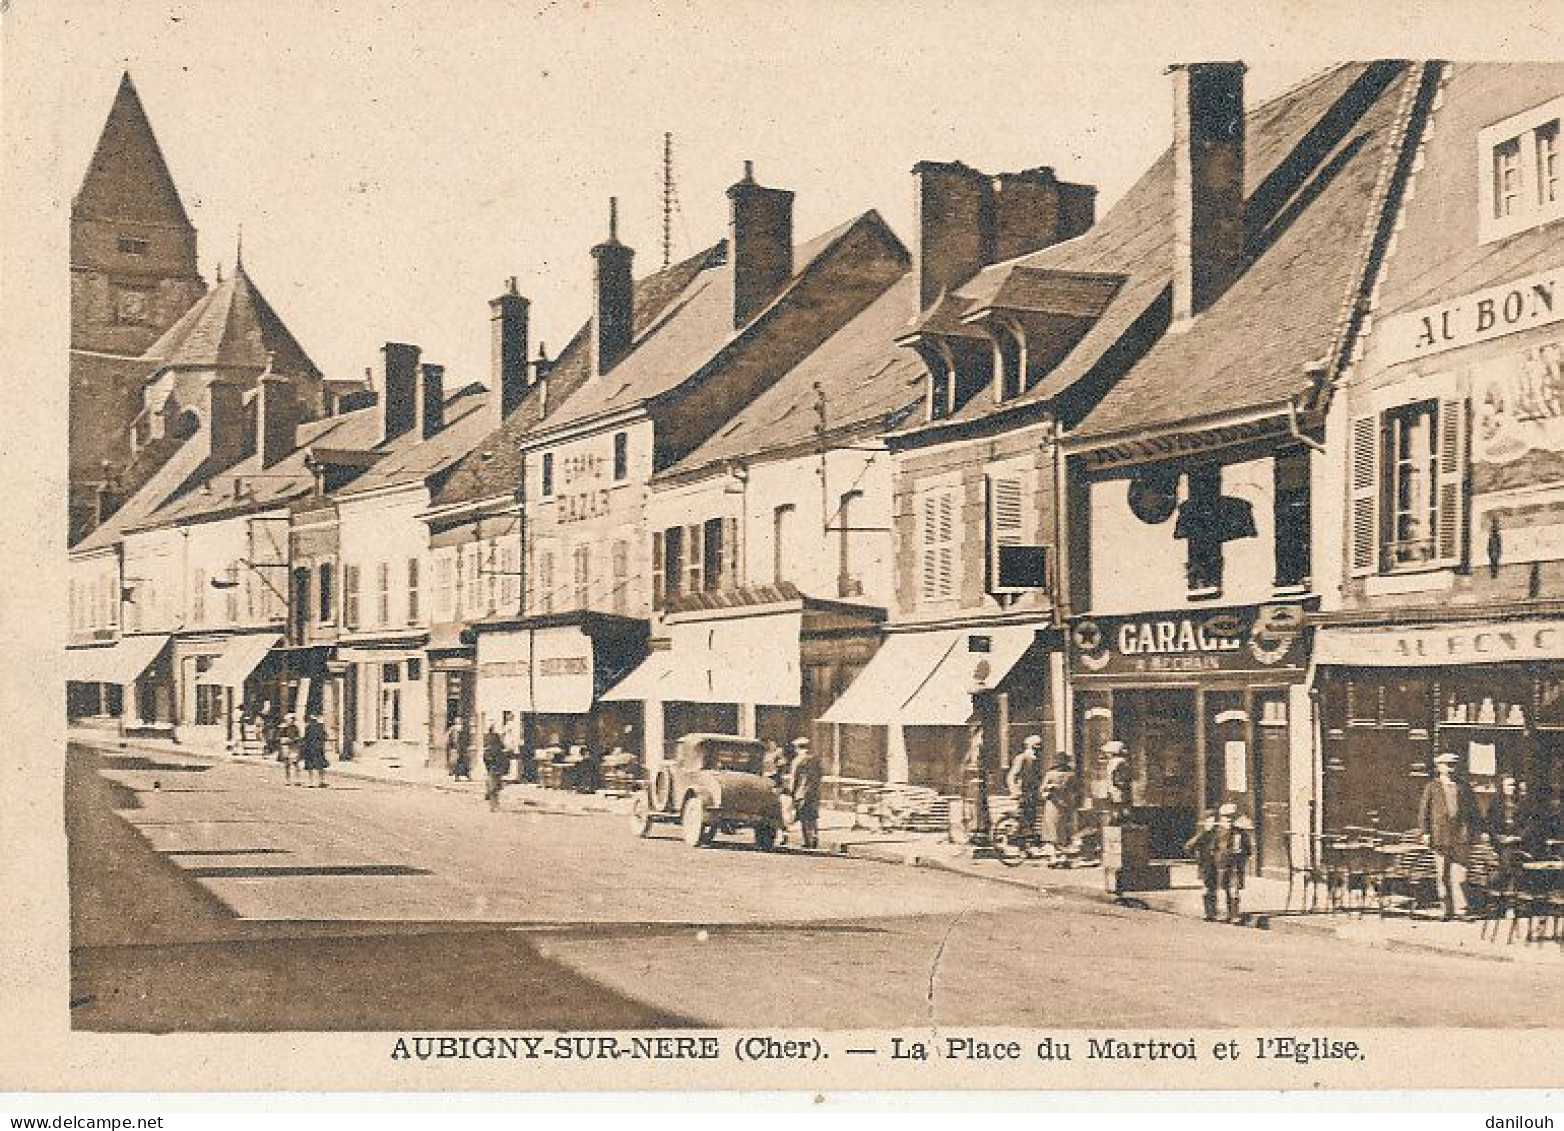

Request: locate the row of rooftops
(75, 60), (1440, 554)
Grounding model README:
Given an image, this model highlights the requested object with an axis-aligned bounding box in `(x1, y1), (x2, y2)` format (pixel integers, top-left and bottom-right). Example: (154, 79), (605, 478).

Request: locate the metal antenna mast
(662, 131), (676, 267)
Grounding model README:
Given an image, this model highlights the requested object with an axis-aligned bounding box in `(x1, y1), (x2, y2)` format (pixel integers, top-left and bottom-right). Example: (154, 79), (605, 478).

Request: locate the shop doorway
(1114, 687), (1198, 858)
(1253, 689), (1291, 877)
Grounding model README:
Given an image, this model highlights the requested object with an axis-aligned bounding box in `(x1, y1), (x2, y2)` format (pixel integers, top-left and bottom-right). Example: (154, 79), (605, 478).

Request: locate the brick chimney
(992, 168), (1096, 263)
(380, 341), (422, 443)
(206, 379), (248, 468)
(419, 362), (445, 439)
(258, 375), (301, 468)
(914, 160), (1099, 314)
(727, 161), (794, 328)
(913, 160), (993, 312)
(489, 277), (530, 423)
(591, 198), (634, 377)
(1171, 62), (1246, 325)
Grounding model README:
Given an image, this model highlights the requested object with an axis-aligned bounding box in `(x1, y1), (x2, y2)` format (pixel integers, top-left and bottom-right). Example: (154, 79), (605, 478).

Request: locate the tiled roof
(429, 244), (725, 509)
(146, 407), (381, 526)
(661, 272), (926, 477)
(73, 72), (192, 229)
(895, 62), (1417, 442)
(142, 261), (321, 379)
(70, 431), (213, 554)
(535, 214), (887, 434)
(334, 386), (493, 499)
(1367, 63), (1564, 323)
(1069, 61), (1417, 441)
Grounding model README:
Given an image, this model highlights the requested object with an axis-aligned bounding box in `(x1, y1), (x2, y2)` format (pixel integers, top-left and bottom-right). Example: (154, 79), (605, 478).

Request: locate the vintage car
(631, 732), (785, 849)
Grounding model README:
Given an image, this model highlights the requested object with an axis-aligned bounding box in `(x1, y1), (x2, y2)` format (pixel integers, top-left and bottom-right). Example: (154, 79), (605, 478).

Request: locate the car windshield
(707, 743), (762, 773)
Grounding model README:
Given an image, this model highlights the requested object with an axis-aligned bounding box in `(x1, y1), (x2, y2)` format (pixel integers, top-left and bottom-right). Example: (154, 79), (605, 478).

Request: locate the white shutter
(1434, 396), (1469, 567)
(919, 493), (939, 601)
(651, 531), (665, 609)
(937, 490), (957, 600)
(1348, 414), (1380, 577)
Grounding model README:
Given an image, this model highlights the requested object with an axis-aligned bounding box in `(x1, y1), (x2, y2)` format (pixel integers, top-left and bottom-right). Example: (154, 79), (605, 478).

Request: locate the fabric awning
(1314, 620), (1564, 668)
(476, 625), (596, 716)
(66, 635), (169, 684)
(601, 652), (677, 703)
(197, 633), (281, 687)
(820, 624), (1041, 726)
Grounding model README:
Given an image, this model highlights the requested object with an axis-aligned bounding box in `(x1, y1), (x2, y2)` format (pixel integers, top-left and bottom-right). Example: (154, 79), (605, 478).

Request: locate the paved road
(68, 742), (1564, 1031)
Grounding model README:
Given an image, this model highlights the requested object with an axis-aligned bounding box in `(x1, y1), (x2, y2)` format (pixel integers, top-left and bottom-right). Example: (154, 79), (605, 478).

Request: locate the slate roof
(895, 61), (1420, 444)
(70, 429), (214, 554)
(534, 213), (887, 435)
(333, 386), (493, 499)
(73, 72), (192, 230)
(1366, 62), (1564, 324)
(660, 272), (927, 478)
(430, 244), (725, 509)
(142, 261), (322, 378)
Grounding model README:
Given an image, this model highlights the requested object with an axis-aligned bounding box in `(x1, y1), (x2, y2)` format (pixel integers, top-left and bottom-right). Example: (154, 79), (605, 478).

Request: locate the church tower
(70, 73), (207, 542)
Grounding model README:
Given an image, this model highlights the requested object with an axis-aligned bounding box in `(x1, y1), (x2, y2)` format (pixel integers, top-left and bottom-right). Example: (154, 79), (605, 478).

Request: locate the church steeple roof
(73, 72), (193, 230)
(143, 259), (320, 377)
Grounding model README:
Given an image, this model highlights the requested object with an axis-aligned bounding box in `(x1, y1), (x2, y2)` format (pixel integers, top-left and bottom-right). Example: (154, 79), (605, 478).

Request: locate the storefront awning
(66, 635), (169, 685)
(476, 625), (596, 716)
(820, 624), (1040, 727)
(1315, 620), (1564, 668)
(601, 651), (677, 703)
(197, 633), (282, 688)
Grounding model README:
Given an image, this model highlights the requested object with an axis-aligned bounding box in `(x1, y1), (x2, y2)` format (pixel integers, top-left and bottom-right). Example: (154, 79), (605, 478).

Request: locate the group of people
(1004, 734), (1080, 862)
(253, 707), (330, 787)
(763, 736), (823, 849)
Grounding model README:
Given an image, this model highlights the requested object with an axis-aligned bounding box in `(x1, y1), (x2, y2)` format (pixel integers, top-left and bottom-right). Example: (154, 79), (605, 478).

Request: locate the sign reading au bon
(1380, 265), (1564, 365)
(1315, 620), (1564, 668)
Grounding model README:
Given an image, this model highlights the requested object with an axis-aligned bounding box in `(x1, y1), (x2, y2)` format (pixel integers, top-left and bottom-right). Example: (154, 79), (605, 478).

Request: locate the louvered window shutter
(1348, 414), (1381, 577)
(986, 474), (1025, 589)
(938, 490), (957, 600)
(920, 494), (939, 601)
(1433, 396), (1469, 568)
(722, 516), (740, 589)
(651, 531), (665, 610)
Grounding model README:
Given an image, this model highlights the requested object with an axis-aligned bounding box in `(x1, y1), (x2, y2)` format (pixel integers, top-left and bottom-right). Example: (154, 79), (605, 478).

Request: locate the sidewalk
(73, 726), (1562, 965)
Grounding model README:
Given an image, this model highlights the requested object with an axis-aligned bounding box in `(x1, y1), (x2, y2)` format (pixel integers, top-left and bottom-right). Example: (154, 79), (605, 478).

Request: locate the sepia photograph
(4, 0), (1564, 1108)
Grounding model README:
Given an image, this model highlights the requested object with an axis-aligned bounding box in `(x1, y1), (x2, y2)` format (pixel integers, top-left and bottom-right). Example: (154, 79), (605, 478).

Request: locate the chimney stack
(913, 160), (1098, 314)
(591, 198), (634, 377)
(206, 379), (248, 469)
(1171, 62), (1246, 325)
(419, 363), (445, 439)
(490, 277), (530, 423)
(379, 342), (422, 443)
(727, 161), (794, 328)
(258, 375), (301, 468)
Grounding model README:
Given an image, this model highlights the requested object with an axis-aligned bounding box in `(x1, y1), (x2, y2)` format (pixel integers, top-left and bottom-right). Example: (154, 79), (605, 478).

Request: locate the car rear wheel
(754, 824), (777, 851)
(681, 795), (709, 847)
(630, 791), (653, 838)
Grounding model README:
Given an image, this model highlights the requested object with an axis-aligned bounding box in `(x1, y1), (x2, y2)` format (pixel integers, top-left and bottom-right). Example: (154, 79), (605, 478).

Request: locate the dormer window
(1479, 95), (1564, 243)
(993, 319), (1025, 402)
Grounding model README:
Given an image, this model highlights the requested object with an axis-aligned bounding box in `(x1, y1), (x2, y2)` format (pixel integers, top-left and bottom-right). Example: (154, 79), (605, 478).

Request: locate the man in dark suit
(1419, 751), (1481, 919)
(788, 737), (822, 849)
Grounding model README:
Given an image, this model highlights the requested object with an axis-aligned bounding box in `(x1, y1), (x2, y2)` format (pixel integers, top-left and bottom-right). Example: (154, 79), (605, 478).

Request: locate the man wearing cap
(1102, 740), (1132, 826)
(788, 737), (822, 849)
(1007, 735), (1045, 857)
(1419, 751), (1481, 919)
(1186, 802), (1253, 922)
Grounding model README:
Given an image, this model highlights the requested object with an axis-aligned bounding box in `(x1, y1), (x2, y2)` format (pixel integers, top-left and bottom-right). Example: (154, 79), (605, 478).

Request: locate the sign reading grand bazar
(56, 56), (1564, 1046)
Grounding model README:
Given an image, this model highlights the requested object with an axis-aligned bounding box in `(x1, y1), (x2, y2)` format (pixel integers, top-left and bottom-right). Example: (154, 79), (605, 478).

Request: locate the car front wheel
(681, 795), (708, 847)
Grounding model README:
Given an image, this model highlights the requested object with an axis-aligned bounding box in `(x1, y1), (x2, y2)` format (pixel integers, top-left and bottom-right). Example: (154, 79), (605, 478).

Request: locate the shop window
(613, 431), (629, 481)
(1273, 447), (1310, 589)
(195, 683), (224, 726)
(1479, 96), (1564, 242)
(1349, 397), (1468, 575)
(917, 487), (957, 603)
(540, 452), (555, 497)
(406, 558), (421, 624)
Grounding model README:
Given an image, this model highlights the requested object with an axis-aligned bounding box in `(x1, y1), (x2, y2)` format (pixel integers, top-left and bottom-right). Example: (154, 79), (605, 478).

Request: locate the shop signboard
(476, 626), (596, 716)
(1068, 603), (1307, 678)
